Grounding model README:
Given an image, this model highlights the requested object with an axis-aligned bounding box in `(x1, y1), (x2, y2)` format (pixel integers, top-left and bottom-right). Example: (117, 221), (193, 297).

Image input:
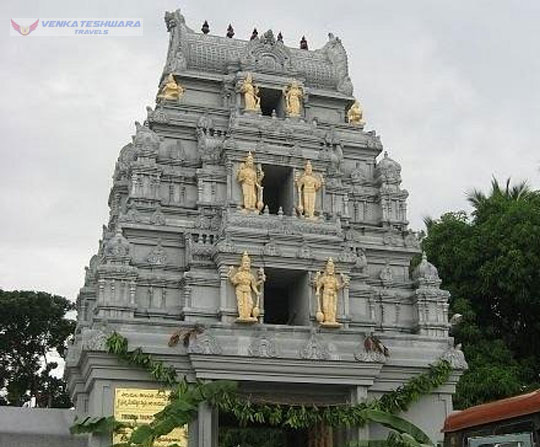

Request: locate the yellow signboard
(113, 388), (188, 447)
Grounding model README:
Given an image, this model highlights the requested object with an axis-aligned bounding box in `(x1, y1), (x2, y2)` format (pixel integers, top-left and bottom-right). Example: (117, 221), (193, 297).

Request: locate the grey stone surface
(0, 407), (87, 447)
(64, 8), (464, 446)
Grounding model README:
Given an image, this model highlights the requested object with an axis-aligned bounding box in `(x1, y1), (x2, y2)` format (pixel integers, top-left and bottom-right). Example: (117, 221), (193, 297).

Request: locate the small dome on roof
(412, 252), (440, 282)
(377, 151), (401, 174)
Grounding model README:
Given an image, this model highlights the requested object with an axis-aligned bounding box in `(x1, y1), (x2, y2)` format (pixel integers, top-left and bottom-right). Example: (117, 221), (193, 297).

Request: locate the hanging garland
(72, 332), (452, 447)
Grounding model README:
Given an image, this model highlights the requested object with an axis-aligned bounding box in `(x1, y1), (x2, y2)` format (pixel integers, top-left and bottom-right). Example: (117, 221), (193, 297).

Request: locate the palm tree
(467, 177), (530, 208)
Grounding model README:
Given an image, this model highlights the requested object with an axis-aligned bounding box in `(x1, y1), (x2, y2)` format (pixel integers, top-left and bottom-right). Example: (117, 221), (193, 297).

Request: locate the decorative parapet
(162, 9), (353, 94)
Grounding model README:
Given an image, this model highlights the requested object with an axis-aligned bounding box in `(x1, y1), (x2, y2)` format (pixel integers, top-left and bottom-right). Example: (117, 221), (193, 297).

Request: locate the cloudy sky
(1, 0), (539, 301)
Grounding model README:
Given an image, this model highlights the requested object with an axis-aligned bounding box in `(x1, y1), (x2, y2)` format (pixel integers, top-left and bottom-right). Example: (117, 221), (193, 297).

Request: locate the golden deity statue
(347, 100), (365, 126)
(237, 152), (264, 213)
(314, 258), (348, 328)
(240, 74), (261, 112)
(157, 74), (184, 102)
(228, 252), (266, 323)
(283, 80), (304, 117)
(296, 161), (323, 219)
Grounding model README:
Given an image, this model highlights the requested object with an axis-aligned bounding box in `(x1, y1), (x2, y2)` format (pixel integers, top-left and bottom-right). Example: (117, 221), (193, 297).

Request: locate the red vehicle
(443, 390), (540, 447)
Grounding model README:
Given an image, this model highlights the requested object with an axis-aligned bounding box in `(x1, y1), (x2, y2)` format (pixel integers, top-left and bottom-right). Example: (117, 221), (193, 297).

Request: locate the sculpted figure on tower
(228, 252), (266, 323)
(296, 160), (323, 219)
(283, 80), (304, 117)
(237, 152), (264, 213)
(347, 100), (365, 126)
(157, 74), (184, 102)
(240, 73), (261, 112)
(314, 258), (347, 328)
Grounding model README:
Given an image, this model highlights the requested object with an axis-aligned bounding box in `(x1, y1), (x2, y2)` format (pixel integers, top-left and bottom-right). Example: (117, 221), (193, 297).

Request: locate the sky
(0, 0), (539, 301)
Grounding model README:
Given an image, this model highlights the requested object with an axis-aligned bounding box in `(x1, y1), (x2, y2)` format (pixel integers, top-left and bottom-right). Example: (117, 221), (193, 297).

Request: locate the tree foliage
(0, 290), (75, 407)
(422, 178), (540, 408)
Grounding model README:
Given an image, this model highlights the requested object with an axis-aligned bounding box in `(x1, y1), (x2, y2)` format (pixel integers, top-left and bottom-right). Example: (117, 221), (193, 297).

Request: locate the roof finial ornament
(300, 35), (308, 50)
(226, 24), (234, 38)
(201, 20), (210, 34)
(277, 32), (283, 42)
(250, 28), (258, 40)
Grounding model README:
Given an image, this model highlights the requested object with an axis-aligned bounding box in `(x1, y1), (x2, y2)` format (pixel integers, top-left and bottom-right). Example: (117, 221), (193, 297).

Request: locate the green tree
(422, 179), (540, 409)
(0, 290), (76, 407)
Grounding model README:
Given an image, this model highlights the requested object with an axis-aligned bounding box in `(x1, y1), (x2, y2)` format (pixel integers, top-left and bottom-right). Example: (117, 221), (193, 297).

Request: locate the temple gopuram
(65, 9), (467, 447)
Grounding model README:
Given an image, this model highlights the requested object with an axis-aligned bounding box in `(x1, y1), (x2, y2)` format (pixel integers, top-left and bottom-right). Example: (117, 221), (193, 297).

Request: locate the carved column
(219, 268), (228, 323)
(129, 280), (136, 305)
(341, 278), (350, 328)
(197, 402), (218, 447)
(348, 386), (369, 443)
(225, 160), (233, 207)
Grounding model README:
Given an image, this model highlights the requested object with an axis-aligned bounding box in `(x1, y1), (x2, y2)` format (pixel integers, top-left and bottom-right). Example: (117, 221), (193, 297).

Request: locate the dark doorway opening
(262, 165), (294, 215)
(219, 412), (308, 447)
(263, 268), (308, 326)
(259, 88), (284, 117)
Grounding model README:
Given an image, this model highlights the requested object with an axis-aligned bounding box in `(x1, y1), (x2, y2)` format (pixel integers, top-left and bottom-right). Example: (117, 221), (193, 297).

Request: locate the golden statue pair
(229, 252), (348, 328)
(237, 152), (324, 219)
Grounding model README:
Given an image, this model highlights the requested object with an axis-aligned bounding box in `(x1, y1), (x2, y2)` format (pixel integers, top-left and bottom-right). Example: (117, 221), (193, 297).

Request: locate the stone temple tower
(65, 9), (467, 447)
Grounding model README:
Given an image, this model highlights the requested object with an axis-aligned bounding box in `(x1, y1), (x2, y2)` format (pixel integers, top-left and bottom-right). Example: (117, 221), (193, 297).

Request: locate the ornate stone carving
(314, 258), (348, 328)
(82, 328), (108, 351)
(383, 231), (401, 246)
(354, 350), (387, 363)
(263, 237), (281, 256)
(322, 33), (353, 95)
(215, 235), (236, 253)
(228, 252), (266, 323)
(289, 143), (303, 157)
(237, 152), (264, 213)
(146, 105), (170, 124)
(441, 344), (468, 370)
(121, 202), (141, 223)
(103, 227), (131, 263)
(157, 74), (184, 103)
(84, 255), (99, 286)
(283, 80), (304, 117)
(133, 121), (161, 156)
(338, 245), (357, 264)
(188, 331), (222, 355)
(355, 248), (368, 273)
(379, 261), (393, 287)
(299, 331), (330, 360)
(297, 240), (312, 259)
(197, 112), (214, 132)
(296, 161), (323, 219)
(248, 330), (278, 358)
(239, 29), (293, 74)
(350, 162), (367, 184)
(150, 205), (166, 225)
(197, 127), (225, 164)
(147, 239), (167, 265)
(227, 212), (343, 237)
(404, 230), (420, 248)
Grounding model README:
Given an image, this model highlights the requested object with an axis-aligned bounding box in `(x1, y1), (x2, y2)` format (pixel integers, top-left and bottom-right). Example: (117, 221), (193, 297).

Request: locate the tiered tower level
(66, 10), (467, 446)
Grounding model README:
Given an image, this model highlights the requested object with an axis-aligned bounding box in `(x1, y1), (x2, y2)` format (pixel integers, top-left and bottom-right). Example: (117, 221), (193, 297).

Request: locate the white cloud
(0, 0), (538, 300)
